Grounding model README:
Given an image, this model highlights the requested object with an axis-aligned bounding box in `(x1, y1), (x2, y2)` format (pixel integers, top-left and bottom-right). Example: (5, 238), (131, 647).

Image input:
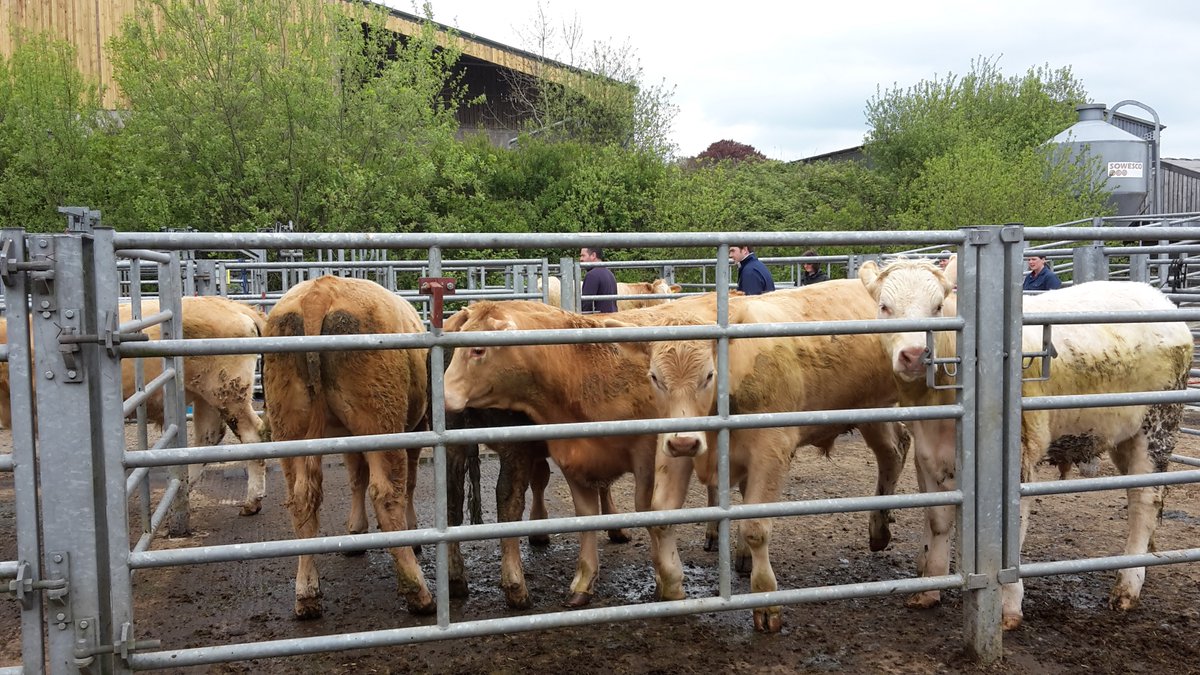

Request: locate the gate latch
(418, 277), (457, 330)
(6, 561), (68, 610)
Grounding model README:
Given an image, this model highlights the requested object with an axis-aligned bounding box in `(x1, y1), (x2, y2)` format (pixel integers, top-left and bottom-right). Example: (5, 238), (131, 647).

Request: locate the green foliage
(0, 32), (108, 231)
(106, 0), (470, 233)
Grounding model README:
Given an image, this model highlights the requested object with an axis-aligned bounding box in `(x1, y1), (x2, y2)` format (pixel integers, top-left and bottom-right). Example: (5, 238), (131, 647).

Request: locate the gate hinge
(0, 237), (55, 287)
(57, 310), (150, 359)
(72, 621), (162, 668)
(5, 561), (68, 610)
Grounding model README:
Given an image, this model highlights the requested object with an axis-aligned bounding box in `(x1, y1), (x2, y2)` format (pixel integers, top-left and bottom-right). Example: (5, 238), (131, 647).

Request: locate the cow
(615, 280), (911, 632)
(261, 275), (433, 619)
(859, 257), (1192, 629)
(0, 296), (268, 516)
(538, 276), (683, 311)
(443, 301), (662, 607)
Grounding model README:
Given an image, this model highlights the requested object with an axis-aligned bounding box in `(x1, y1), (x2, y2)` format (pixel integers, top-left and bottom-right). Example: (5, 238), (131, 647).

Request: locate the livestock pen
(2, 218), (1200, 673)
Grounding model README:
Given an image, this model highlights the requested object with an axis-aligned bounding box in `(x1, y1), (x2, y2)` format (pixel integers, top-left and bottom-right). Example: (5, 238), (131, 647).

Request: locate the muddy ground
(2, 427), (1200, 674)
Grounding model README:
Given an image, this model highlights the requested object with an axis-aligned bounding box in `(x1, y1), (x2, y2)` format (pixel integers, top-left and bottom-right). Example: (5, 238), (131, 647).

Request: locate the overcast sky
(386, 0), (1200, 161)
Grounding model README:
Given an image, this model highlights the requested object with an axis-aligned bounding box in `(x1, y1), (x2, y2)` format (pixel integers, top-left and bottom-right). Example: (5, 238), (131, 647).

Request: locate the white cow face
(858, 258), (957, 382)
(647, 339), (717, 458)
(443, 306), (521, 413)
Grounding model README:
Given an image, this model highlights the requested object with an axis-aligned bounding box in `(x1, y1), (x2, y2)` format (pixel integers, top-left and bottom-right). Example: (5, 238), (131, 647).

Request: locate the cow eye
(935, 303), (944, 315)
(469, 347), (486, 358)
(703, 370), (715, 386)
(879, 303), (891, 316)
(649, 371), (666, 392)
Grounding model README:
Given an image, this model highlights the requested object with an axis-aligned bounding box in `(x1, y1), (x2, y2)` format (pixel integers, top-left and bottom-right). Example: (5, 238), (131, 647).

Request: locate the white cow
(859, 257), (1192, 629)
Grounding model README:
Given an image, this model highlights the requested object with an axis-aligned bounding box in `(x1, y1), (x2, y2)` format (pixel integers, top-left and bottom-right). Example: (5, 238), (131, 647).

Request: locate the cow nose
(897, 346), (927, 373)
(667, 435), (700, 457)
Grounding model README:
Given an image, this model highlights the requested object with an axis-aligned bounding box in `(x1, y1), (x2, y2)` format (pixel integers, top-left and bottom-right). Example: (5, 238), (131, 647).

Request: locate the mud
(2, 427), (1200, 674)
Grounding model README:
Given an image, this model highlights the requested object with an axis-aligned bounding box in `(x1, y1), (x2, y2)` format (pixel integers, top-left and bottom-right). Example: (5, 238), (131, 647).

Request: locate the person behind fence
(579, 247), (618, 313)
(800, 249), (829, 286)
(1023, 253), (1062, 292)
(729, 245), (775, 295)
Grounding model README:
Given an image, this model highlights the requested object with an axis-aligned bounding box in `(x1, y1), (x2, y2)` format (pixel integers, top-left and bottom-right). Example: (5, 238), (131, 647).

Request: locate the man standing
(1022, 254), (1062, 292)
(799, 249), (829, 286)
(580, 247), (618, 313)
(730, 245), (775, 295)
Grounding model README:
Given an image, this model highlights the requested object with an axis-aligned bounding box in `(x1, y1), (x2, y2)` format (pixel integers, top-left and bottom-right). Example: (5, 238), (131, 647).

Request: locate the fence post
(1071, 243), (1108, 283)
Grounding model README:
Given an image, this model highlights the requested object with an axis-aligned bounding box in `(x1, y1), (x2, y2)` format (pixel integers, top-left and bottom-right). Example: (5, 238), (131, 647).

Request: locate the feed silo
(1047, 103), (1150, 215)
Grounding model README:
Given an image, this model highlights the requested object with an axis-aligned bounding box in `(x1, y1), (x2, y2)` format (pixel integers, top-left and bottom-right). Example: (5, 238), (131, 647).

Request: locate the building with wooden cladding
(1, 0), (587, 147)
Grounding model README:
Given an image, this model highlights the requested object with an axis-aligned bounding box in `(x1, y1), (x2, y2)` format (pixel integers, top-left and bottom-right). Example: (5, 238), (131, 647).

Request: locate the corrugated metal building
(0, 0), (586, 147)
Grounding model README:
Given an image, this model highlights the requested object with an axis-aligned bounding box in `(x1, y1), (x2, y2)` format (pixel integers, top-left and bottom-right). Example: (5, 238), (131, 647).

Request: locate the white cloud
(387, 0), (1200, 160)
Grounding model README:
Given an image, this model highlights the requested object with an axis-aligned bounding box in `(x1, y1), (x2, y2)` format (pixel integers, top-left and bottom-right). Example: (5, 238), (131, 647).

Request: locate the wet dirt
(2, 427), (1200, 674)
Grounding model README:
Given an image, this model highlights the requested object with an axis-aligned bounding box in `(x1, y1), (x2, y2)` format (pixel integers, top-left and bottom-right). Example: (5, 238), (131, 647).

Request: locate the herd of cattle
(1, 260), (1192, 635)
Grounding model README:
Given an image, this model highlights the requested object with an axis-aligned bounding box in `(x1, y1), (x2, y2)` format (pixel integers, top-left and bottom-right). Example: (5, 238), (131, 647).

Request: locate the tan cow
(0, 296), (268, 516)
(262, 275), (432, 619)
(444, 301), (662, 607)
(616, 280), (910, 632)
(860, 258), (1191, 629)
(538, 276), (682, 311)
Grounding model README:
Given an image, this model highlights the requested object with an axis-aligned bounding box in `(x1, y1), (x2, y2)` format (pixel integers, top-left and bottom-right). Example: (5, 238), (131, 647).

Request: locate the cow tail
(299, 284), (335, 441)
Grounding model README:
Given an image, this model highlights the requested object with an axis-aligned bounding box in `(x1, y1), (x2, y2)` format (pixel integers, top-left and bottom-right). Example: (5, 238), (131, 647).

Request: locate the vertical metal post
(158, 251), (189, 537)
(1128, 253), (1150, 283)
(31, 230), (107, 674)
(425, 246), (452, 629)
(559, 257), (576, 311)
(90, 227), (137, 675)
(194, 260), (216, 297)
(714, 243), (732, 599)
(3, 229), (46, 675)
(960, 225), (1012, 663)
(1071, 243), (1107, 283)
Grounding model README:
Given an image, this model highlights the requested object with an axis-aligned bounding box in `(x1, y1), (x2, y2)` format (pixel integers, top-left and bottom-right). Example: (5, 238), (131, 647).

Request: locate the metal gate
(4, 218), (1200, 673)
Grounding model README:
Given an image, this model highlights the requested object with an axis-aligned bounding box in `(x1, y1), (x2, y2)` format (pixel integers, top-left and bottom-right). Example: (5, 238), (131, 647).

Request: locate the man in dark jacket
(730, 245), (775, 295)
(1022, 254), (1062, 292)
(580, 247), (618, 313)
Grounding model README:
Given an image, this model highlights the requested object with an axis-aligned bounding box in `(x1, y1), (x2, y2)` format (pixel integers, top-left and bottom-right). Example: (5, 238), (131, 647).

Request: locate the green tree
(107, 0), (471, 232)
(0, 32), (108, 231)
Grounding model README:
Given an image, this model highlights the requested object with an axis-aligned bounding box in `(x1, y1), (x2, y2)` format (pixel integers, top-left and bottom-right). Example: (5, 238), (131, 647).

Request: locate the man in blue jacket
(1022, 254), (1062, 292)
(580, 247), (618, 313)
(730, 245), (775, 295)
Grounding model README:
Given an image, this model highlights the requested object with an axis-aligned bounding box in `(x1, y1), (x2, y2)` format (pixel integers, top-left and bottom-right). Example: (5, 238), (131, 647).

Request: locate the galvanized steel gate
(4, 220), (1200, 673)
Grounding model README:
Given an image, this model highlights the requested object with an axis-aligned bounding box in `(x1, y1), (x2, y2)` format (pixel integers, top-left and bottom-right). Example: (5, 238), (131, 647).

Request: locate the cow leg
(907, 420), (957, 612)
(741, 442), (787, 633)
(563, 479), (602, 607)
(495, 444), (533, 609)
(649, 452), (693, 601)
(283, 456), (325, 619)
(343, 452), (370, 558)
(735, 477), (752, 575)
(363, 450), (434, 615)
(528, 454), (552, 546)
(406, 448), (423, 556)
(187, 400), (225, 492)
(999, 420), (1051, 631)
(1108, 431), (1162, 611)
(600, 485), (632, 543)
(704, 485), (720, 551)
(445, 443), (471, 599)
(222, 402), (267, 516)
(859, 421), (911, 552)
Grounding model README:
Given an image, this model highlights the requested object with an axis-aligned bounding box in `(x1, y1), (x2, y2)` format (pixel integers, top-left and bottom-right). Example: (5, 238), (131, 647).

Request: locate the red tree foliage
(696, 139), (767, 163)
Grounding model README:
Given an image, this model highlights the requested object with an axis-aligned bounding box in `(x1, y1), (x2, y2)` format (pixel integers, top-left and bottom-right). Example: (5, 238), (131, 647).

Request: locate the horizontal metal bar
(117, 316), (965, 358)
(1023, 308), (1200, 325)
(0, 344), (7, 363)
(113, 230), (969, 251)
(0, 666), (23, 675)
(129, 488), (962, 569)
(122, 368), (176, 417)
(0, 454), (11, 472)
(115, 248), (173, 264)
(1170, 454), (1200, 468)
(1020, 547), (1200, 579)
(223, 258), (548, 270)
(118, 310), (173, 334)
(1023, 388), (1200, 411)
(1025, 226), (1200, 241)
(128, 573), (962, 670)
(1021, 468), (1200, 497)
(124, 403), (962, 467)
(0, 560), (17, 579)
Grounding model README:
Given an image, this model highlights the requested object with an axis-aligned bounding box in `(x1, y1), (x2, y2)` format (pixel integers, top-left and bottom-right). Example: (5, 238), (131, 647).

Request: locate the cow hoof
(564, 592), (593, 608)
(1001, 613), (1023, 631)
(406, 593), (436, 615)
(868, 526), (891, 552)
(1109, 589), (1140, 612)
(905, 591), (941, 610)
(753, 607), (782, 633)
(239, 500), (263, 516)
(503, 587), (532, 610)
(607, 529), (631, 544)
(528, 533), (551, 547)
(413, 544), (423, 557)
(448, 578), (470, 599)
(703, 532), (718, 552)
(654, 582), (685, 602)
(294, 597), (323, 620)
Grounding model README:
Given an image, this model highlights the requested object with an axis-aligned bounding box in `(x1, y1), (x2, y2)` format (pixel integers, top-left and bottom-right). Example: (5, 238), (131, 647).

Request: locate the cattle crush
(3, 213), (1200, 673)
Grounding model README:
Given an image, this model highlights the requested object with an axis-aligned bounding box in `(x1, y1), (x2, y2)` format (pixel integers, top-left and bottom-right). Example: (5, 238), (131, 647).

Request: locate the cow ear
(603, 318), (653, 359)
(942, 254), (958, 291)
(669, 284), (682, 293)
(485, 317), (518, 331)
(858, 261), (881, 297)
(444, 307), (471, 332)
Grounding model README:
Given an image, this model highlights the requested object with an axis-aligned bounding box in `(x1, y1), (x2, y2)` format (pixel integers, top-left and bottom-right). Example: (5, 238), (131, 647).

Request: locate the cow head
(858, 257), (957, 382)
(443, 303), (523, 413)
(650, 279), (683, 296)
(606, 318), (716, 458)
